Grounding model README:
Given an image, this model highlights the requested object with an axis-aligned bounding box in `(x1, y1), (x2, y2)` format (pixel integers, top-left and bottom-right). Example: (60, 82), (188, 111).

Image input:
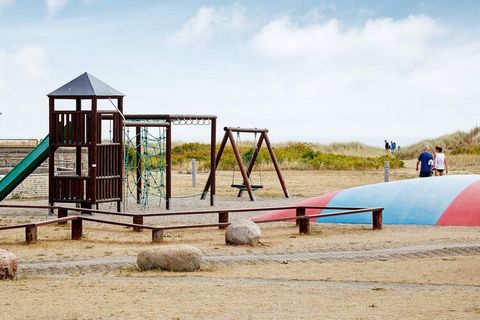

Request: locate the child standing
(434, 146), (448, 176)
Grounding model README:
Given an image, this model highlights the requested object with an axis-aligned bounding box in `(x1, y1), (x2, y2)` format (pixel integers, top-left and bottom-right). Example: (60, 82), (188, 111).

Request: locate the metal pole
(192, 159), (197, 188)
(384, 161), (390, 182)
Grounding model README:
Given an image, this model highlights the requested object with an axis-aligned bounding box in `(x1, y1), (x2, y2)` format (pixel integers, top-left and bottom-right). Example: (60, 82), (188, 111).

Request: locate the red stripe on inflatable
(437, 180), (480, 226)
(252, 191), (339, 222)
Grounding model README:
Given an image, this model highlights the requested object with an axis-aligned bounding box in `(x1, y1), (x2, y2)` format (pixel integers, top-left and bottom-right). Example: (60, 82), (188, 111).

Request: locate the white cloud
(0, 0), (14, 7)
(46, 0), (69, 18)
(0, 45), (50, 138)
(242, 15), (480, 143)
(168, 5), (246, 48)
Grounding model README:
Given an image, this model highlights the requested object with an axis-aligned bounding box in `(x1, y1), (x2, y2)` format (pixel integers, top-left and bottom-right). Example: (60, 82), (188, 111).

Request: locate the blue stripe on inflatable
(318, 175), (480, 225)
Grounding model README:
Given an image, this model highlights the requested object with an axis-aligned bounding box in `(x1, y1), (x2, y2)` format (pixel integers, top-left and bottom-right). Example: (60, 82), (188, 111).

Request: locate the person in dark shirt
(416, 146), (434, 177)
(384, 140), (390, 153)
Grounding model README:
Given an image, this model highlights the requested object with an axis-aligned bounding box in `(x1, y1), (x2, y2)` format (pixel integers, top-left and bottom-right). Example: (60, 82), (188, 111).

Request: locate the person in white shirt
(433, 145), (448, 176)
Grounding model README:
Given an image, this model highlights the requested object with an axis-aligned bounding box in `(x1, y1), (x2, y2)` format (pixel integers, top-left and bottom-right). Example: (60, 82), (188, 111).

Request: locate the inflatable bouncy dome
(254, 175), (480, 226)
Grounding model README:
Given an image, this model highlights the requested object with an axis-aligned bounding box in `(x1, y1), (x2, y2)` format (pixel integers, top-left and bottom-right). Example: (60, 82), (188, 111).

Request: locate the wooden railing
(51, 111), (91, 145)
(0, 204), (383, 244)
(51, 176), (90, 202)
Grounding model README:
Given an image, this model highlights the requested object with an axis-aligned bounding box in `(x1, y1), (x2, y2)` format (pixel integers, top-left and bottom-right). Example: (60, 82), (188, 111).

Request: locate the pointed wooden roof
(48, 72), (124, 98)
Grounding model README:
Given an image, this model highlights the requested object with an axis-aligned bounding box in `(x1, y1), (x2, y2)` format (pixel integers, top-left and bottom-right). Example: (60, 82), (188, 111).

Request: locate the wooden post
(201, 130), (228, 200)
(296, 207), (305, 227)
(299, 217), (310, 234)
(117, 97), (124, 213)
(71, 218), (83, 240)
(192, 159), (197, 187)
(133, 215), (143, 232)
(136, 126), (142, 204)
(25, 225), (37, 244)
(218, 211), (229, 229)
(384, 161), (390, 182)
(90, 97), (98, 207)
(152, 229), (163, 243)
(210, 117), (216, 206)
(166, 118), (172, 210)
(373, 209), (383, 229)
(48, 97), (55, 213)
(57, 207), (68, 225)
(264, 132), (290, 198)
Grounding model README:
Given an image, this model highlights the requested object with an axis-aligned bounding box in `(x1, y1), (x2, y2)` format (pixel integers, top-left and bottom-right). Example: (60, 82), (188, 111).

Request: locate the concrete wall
(1, 173), (48, 200)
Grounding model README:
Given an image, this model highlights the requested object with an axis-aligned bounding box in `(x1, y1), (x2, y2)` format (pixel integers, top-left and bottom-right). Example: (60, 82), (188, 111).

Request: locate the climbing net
(124, 125), (167, 209)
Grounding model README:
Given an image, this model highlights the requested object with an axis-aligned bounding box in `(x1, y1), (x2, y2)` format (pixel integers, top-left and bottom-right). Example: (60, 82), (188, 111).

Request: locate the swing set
(202, 127), (290, 201)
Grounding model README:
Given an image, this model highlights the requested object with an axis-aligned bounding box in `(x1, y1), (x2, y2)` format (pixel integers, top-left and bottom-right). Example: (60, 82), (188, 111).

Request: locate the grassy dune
(167, 142), (403, 171)
(126, 127), (480, 172)
(399, 127), (480, 159)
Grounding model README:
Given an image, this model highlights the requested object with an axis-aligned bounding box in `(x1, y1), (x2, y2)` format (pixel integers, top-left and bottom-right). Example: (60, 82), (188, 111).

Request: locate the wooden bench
(0, 205), (383, 244)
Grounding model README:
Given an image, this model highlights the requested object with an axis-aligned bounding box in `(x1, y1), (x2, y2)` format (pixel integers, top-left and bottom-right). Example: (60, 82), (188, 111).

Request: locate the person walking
(384, 140), (390, 153)
(416, 145), (434, 177)
(433, 145), (448, 176)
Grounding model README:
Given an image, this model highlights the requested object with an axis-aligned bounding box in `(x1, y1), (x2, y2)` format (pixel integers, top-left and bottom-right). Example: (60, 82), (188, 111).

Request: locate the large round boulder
(137, 245), (202, 272)
(0, 249), (18, 280)
(225, 219), (261, 246)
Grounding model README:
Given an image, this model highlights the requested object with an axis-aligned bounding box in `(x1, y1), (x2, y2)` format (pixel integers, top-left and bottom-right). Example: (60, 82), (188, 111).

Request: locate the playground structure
(0, 72), (290, 210)
(119, 114), (217, 210)
(201, 127), (290, 201)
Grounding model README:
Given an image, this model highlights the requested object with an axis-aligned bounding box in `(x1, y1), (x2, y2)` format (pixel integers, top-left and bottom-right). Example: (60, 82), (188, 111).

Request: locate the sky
(1, 0), (480, 146)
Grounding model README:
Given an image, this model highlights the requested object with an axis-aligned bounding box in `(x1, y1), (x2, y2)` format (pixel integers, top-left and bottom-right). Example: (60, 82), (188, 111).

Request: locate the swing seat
(231, 184), (264, 190)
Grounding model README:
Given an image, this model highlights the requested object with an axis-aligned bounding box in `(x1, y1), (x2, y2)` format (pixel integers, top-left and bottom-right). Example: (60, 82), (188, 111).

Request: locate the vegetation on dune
(125, 126), (480, 172)
(399, 127), (480, 159)
(167, 142), (404, 171)
(312, 142), (386, 157)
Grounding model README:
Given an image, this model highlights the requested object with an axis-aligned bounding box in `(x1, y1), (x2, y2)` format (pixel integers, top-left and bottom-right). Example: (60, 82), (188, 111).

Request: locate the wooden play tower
(47, 72), (124, 211)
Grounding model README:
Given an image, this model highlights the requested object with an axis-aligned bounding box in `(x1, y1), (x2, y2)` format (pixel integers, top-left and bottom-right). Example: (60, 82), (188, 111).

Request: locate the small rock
(137, 245), (202, 272)
(0, 249), (18, 280)
(225, 219), (261, 246)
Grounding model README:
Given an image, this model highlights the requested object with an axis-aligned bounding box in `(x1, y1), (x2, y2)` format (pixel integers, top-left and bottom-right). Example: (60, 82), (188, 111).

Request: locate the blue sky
(1, 1), (480, 146)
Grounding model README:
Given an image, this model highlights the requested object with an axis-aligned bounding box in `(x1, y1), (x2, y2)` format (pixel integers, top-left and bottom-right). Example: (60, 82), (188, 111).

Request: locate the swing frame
(201, 127), (290, 201)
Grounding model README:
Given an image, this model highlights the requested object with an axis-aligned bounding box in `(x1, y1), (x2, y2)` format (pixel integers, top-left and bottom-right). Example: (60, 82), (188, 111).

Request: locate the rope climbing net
(124, 124), (167, 209)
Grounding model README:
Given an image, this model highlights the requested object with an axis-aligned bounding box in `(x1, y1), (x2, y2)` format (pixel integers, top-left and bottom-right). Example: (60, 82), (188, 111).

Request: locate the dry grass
(448, 154), (480, 172)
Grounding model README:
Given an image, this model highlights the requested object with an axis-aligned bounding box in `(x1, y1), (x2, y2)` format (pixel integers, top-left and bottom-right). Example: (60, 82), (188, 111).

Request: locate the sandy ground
(1, 167), (480, 319)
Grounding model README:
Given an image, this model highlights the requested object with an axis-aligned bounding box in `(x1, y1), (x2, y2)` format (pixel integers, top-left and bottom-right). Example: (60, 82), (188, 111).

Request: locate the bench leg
(299, 217), (310, 234)
(373, 210), (383, 230)
(71, 218), (83, 240)
(58, 208), (68, 225)
(25, 225), (37, 244)
(218, 211), (229, 229)
(296, 207), (305, 226)
(133, 216), (143, 232)
(152, 229), (164, 243)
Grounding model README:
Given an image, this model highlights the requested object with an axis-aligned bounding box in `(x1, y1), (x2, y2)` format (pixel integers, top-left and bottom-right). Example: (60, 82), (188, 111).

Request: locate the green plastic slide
(0, 135), (50, 201)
